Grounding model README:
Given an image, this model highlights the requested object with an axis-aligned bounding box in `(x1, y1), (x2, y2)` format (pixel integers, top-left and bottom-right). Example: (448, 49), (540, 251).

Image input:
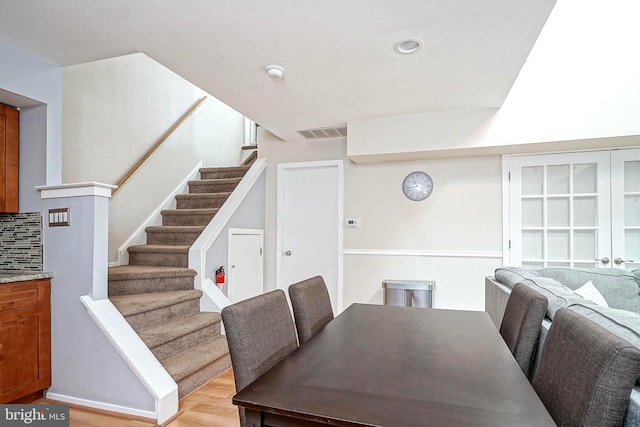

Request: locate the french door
(507, 148), (640, 270)
(612, 150), (640, 270)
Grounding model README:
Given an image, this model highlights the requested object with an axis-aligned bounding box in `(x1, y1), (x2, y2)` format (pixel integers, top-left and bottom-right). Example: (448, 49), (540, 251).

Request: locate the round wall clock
(402, 171), (433, 201)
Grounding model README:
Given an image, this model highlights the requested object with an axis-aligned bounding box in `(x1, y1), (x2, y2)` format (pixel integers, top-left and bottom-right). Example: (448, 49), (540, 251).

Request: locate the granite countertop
(0, 270), (54, 284)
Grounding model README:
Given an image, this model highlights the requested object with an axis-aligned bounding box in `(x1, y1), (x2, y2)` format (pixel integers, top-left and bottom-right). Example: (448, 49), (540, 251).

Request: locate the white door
(509, 151), (612, 268)
(227, 228), (264, 303)
(611, 149), (640, 271)
(277, 160), (343, 313)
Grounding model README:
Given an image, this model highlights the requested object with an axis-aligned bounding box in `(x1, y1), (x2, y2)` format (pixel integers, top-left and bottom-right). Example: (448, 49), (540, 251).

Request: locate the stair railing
(111, 96), (208, 196)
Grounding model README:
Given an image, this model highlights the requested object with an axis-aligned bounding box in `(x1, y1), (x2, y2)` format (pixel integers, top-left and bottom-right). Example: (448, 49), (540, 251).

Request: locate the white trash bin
(382, 279), (435, 308)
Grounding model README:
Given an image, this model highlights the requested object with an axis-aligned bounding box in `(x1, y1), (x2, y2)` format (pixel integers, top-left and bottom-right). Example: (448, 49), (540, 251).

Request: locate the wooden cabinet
(0, 104), (19, 213)
(0, 279), (51, 403)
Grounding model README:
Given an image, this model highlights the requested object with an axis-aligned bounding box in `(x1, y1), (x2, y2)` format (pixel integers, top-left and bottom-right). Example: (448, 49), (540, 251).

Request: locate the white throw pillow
(574, 280), (609, 307)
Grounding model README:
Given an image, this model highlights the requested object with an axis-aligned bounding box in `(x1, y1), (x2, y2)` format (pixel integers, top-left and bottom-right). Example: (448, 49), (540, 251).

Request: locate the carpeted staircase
(108, 151), (256, 398)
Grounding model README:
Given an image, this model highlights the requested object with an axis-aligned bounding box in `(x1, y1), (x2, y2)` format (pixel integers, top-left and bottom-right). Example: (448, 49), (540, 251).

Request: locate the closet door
(509, 151), (611, 268)
(611, 149), (640, 271)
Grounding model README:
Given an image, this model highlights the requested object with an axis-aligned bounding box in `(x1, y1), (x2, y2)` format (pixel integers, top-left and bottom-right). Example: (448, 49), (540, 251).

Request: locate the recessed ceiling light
(394, 37), (423, 55)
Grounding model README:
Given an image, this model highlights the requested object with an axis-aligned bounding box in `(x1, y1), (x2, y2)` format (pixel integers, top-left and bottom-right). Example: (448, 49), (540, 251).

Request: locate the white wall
(336, 0), (640, 309)
(0, 41), (63, 208)
(348, 108), (499, 163)
(1, 43), (155, 416)
(62, 53), (246, 261)
(348, 0), (640, 163)
(261, 130), (503, 311)
(489, 0), (640, 145)
(41, 193), (154, 415)
(206, 171), (266, 283)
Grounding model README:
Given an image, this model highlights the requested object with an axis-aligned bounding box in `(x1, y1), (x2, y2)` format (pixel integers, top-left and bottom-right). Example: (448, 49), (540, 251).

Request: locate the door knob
(614, 257), (634, 265)
(595, 257), (610, 265)
(285, 250), (292, 256)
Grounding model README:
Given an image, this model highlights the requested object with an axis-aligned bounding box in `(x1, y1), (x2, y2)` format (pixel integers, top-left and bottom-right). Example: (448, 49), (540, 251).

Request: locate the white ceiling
(0, 0), (556, 142)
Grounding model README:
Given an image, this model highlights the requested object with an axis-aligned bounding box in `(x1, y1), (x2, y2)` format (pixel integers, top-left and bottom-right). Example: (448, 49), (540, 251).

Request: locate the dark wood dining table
(233, 303), (555, 427)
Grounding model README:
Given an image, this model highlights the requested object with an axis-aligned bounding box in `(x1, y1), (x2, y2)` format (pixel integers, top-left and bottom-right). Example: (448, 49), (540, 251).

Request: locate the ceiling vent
(297, 126), (347, 139)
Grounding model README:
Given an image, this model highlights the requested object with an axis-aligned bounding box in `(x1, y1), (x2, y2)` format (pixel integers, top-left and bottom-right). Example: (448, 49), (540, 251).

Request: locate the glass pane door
(611, 149), (640, 271)
(509, 151), (611, 268)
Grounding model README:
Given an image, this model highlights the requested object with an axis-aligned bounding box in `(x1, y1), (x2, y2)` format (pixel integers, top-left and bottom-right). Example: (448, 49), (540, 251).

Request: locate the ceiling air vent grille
(297, 126), (347, 139)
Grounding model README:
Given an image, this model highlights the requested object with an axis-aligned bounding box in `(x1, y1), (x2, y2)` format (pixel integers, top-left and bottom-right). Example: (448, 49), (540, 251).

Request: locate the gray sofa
(485, 266), (640, 427)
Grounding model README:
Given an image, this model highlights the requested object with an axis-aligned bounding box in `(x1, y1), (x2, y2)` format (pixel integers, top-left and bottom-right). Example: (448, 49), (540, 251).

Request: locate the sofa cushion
(625, 388), (640, 426)
(537, 267), (640, 314)
(494, 267), (540, 289)
(574, 280), (609, 307)
(520, 277), (595, 320)
(494, 267), (595, 320)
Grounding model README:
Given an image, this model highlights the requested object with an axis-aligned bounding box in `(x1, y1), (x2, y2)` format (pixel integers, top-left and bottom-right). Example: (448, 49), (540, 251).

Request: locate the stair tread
(199, 165), (249, 173)
(108, 265), (196, 280)
(127, 244), (190, 253)
(138, 312), (221, 348)
(161, 208), (219, 215)
(145, 225), (205, 233)
(175, 192), (231, 199)
(189, 178), (242, 184)
(110, 289), (202, 316)
(163, 336), (229, 382)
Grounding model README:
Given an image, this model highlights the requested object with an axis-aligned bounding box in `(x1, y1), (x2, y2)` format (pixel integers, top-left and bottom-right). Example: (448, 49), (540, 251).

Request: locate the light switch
(49, 208), (70, 226)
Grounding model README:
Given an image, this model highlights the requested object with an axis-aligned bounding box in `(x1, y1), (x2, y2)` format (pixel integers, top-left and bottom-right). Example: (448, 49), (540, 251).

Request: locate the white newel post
(36, 181), (116, 300)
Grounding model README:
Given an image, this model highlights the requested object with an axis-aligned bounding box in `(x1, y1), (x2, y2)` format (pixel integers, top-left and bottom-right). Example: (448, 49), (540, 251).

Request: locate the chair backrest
(532, 308), (640, 426)
(499, 282), (548, 378)
(288, 275), (334, 344)
(221, 289), (298, 426)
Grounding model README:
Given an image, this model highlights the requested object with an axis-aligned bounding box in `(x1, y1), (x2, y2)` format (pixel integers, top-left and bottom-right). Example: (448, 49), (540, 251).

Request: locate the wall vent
(297, 126), (347, 139)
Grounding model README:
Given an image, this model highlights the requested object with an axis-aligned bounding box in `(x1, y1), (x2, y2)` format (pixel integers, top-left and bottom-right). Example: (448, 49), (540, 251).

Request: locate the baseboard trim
(45, 392), (156, 421)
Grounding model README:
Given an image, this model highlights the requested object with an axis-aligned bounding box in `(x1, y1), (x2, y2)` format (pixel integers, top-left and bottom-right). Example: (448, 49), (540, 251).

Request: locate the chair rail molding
(342, 249), (503, 258)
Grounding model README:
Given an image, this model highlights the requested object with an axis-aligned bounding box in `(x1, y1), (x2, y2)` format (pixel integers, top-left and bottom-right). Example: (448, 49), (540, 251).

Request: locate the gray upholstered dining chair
(532, 308), (640, 427)
(221, 289), (298, 427)
(499, 283), (548, 379)
(288, 275), (334, 344)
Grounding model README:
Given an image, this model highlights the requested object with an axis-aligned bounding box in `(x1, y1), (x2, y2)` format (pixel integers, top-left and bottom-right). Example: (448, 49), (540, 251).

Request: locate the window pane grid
(520, 162), (598, 268)
(624, 162), (640, 266)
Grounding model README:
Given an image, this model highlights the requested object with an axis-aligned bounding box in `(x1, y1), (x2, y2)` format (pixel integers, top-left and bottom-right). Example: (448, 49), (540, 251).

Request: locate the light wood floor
(45, 369), (240, 427)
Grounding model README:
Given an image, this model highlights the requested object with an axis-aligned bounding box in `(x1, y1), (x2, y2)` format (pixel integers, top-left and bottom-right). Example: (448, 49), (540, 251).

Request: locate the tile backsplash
(0, 212), (43, 271)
